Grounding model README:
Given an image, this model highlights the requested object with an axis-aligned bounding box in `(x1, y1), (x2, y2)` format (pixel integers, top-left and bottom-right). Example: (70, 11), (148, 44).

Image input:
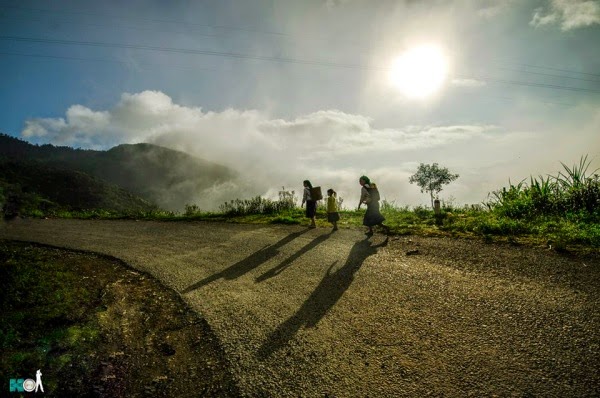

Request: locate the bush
(184, 204), (203, 216)
(488, 156), (599, 220)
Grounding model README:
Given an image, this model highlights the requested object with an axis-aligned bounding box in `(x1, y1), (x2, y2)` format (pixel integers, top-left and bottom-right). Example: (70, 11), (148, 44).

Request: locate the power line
(0, 4), (289, 37)
(0, 35), (385, 71)
(2, 2), (599, 82)
(455, 74), (600, 94)
(1, 15), (225, 40)
(3, 3), (599, 85)
(1, 52), (585, 108)
(490, 59), (600, 79)
(2, 35), (599, 96)
(453, 91), (574, 107)
(493, 66), (600, 84)
(1, 50), (580, 107)
(0, 51), (221, 72)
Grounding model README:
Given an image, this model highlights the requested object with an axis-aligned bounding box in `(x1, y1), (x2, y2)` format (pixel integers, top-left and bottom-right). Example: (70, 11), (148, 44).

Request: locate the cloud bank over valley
(21, 90), (598, 210)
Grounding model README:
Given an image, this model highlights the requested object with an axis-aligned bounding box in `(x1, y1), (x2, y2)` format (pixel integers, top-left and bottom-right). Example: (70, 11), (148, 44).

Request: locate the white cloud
(451, 78), (486, 88)
(325, 0), (352, 9)
(21, 90), (593, 210)
(23, 118), (66, 138)
(530, 0), (600, 30)
(477, 0), (516, 18)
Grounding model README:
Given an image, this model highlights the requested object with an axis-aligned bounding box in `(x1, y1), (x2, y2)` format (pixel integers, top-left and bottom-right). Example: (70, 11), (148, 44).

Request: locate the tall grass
(480, 156), (599, 247)
(488, 155), (599, 220)
(218, 187), (299, 216)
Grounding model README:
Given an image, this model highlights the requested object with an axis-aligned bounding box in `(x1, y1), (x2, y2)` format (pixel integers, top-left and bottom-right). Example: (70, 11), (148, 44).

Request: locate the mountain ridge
(0, 134), (237, 212)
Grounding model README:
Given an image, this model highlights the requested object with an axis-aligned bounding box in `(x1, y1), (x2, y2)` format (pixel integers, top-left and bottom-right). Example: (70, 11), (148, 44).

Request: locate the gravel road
(1, 218), (599, 397)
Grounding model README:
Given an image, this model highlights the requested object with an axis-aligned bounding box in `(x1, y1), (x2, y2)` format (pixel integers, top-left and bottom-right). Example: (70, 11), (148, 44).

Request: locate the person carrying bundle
(301, 179), (319, 228)
(357, 175), (389, 236)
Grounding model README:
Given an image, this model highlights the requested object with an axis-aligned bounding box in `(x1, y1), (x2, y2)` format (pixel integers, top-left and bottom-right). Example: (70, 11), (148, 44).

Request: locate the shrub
(413, 205), (432, 219)
(488, 156), (599, 220)
(184, 204), (201, 216)
(219, 194), (298, 216)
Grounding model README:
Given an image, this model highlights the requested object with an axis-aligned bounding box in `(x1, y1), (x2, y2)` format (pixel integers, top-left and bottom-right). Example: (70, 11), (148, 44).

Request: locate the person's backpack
(310, 186), (323, 200)
(367, 184), (380, 202)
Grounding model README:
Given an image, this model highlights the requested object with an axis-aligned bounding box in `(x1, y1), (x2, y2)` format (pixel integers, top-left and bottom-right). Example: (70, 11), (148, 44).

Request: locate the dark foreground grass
(0, 241), (238, 397)
(0, 241), (101, 395)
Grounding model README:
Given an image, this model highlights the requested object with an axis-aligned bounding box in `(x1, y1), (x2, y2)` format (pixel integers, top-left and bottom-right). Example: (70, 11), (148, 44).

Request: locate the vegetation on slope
(0, 134), (237, 210)
(0, 159), (157, 217)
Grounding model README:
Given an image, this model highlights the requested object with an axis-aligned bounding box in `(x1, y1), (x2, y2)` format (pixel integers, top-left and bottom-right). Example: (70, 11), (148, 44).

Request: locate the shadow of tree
(181, 228), (310, 294)
(255, 231), (334, 283)
(257, 237), (389, 359)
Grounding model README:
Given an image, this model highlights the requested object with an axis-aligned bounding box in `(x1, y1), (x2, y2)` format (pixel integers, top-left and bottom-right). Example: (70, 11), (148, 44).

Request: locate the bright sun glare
(389, 45), (449, 99)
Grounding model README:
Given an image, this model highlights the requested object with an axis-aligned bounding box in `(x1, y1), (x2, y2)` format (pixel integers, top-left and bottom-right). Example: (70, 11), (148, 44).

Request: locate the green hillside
(97, 143), (236, 210)
(0, 134), (237, 211)
(0, 159), (157, 217)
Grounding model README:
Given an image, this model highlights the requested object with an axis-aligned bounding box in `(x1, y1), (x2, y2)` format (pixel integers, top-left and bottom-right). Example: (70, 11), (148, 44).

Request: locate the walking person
(357, 175), (389, 236)
(327, 188), (340, 231)
(301, 180), (317, 228)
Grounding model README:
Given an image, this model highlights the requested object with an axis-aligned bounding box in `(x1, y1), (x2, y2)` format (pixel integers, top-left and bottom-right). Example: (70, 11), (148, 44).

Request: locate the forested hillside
(0, 134), (237, 212)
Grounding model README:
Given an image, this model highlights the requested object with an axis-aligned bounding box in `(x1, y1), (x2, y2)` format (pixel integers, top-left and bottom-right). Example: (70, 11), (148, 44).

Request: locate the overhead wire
(0, 35), (385, 71)
(485, 65), (600, 84)
(0, 15), (225, 39)
(0, 50), (580, 107)
(1, 3), (598, 106)
(2, 2), (598, 81)
(2, 35), (599, 96)
(0, 4), (290, 37)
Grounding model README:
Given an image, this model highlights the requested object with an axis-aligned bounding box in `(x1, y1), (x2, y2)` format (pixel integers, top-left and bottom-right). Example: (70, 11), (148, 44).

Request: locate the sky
(1, 0), (599, 210)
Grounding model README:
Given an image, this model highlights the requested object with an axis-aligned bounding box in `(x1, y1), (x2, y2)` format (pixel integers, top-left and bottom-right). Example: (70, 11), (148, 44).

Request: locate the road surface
(2, 218), (598, 397)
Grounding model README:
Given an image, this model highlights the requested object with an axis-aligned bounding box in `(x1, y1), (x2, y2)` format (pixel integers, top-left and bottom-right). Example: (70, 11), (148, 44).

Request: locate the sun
(389, 45), (449, 99)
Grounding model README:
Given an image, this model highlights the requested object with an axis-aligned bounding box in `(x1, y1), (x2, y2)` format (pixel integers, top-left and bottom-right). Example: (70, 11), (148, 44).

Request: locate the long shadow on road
(182, 228), (309, 294)
(255, 231), (334, 283)
(258, 237), (389, 359)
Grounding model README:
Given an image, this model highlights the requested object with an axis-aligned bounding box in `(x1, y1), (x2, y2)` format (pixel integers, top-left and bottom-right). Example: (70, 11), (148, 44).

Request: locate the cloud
(477, 0), (516, 18)
(20, 90), (566, 209)
(22, 105), (111, 147)
(325, 0), (352, 9)
(451, 78), (487, 88)
(530, 0), (600, 30)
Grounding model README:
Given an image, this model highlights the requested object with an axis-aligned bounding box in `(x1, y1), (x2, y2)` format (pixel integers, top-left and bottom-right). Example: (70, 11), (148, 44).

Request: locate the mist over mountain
(0, 134), (238, 211)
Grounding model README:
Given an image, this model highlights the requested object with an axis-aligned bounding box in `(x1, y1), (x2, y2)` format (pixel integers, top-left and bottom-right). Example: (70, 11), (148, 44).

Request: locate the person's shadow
(181, 228), (309, 294)
(257, 236), (389, 359)
(255, 231), (334, 283)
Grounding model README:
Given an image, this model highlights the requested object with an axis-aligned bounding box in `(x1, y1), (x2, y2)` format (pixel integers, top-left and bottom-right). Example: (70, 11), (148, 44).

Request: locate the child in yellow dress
(327, 188), (340, 231)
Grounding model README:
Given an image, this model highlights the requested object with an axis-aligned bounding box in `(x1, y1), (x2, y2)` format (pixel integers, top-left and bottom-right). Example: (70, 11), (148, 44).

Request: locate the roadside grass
(8, 156), (599, 251)
(24, 202), (598, 251)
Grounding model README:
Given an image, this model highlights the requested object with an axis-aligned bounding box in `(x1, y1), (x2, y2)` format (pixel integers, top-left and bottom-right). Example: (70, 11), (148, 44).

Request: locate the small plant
(278, 187), (298, 211)
(184, 204), (201, 216)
